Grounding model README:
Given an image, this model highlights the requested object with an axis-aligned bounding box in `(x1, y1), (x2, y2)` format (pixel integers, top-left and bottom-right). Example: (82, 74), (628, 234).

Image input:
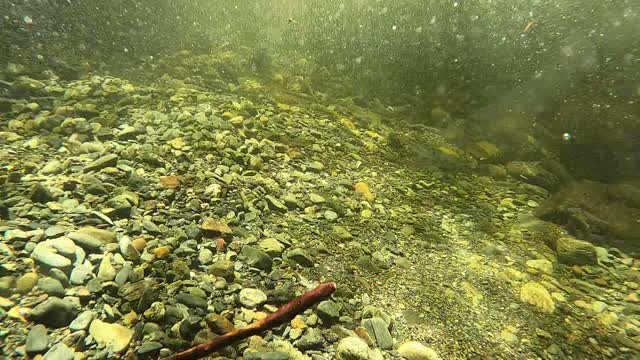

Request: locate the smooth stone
(69, 310), (95, 331)
(67, 227), (116, 250)
(89, 319), (133, 352)
(31, 242), (72, 269)
(294, 328), (325, 350)
(43, 343), (74, 360)
(16, 272), (39, 294)
(238, 288), (267, 308)
(47, 237), (76, 258)
(397, 341), (442, 360)
(244, 351), (290, 360)
(48, 268), (69, 287)
(28, 297), (77, 328)
(136, 341), (163, 355)
(26, 324), (49, 355)
(336, 336), (383, 360)
(205, 313), (235, 335)
(42, 160), (63, 175)
(45, 226), (67, 238)
(176, 293), (208, 309)
(37, 277), (65, 297)
(31, 183), (54, 203)
(115, 262), (132, 286)
(83, 153), (119, 172)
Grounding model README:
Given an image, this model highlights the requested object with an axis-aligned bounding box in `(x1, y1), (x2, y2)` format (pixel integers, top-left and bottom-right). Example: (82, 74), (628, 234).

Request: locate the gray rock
(115, 262), (132, 286)
(47, 268), (69, 287)
(28, 297), (77, 328)
(37, 277), (65, 297)
(69, 310), (95, 331)
(242, 246), (272, 271)
(106, 195), (132, 217)
(176, 293), (208, 309)
(43, 343), (74, 360)
(136, 341), (163, 355)
(294, 328), (325, 350)
(336, 336), (382, 360)
(287, 248), (314, 267)
(83, 153), (119, 173)
(31, 183), (54, 203)
(244, 351), (290, 360)
(317, 300), (340, 324)
(70, 261), (94, 285)
(362, 317), (393, 350)
(47, 237), (76, 258)
(238, 288), (267, 308)
(26, 324), (49, 355)
(31, 242), (72, 269)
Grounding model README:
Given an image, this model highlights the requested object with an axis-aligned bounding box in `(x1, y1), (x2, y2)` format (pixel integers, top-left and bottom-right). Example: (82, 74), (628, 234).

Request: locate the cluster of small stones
(0, 49), (638, 360)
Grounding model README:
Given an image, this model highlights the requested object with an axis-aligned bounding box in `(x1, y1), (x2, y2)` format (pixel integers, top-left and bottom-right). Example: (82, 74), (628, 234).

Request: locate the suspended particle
(23, 15), (33, 24)
(562, 132), (572, 141)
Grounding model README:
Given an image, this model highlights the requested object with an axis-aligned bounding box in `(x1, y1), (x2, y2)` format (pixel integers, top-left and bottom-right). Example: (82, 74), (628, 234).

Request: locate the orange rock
(216, 238), (226, 253)
(132, 237), (147, 251)
(159, 175), (181, 189)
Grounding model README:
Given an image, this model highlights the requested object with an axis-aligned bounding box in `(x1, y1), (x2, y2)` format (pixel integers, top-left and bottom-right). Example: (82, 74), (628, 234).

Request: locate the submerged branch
(164, 282), (337, 360)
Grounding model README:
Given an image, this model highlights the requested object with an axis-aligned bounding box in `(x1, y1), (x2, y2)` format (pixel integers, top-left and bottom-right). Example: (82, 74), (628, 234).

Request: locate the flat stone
(43, 343), (74, 360)
(208, 259), (234, 279)
(336, 336), (383, 360)
(69, 310), (95, 331)
(241, 246), (272, 271)
(97, 253), (116, 281)
(28, 297), (77, 328)
(205, 313), (235, 335)
(89, 319), (133, 352)
(286, 248), (314, 267)
(176, 293), (208, 309)
(397, 341), (441, 360)
(37, 277), (65, 297)
(83, 153), (119, 172)
(26, 324), (48, 355)
(239, 288), (267, 308)
(136, 341), (163, 355)
(119, 236), (140, 261)
(67, 227), (116, 250)
(31, 242), (72, 269)
(362, 317), (393, 350)
(42, 160), (63, 175)
(44, 225), (67, 238)
(47, 237), (76, 258)
(294, 328), (325, 350)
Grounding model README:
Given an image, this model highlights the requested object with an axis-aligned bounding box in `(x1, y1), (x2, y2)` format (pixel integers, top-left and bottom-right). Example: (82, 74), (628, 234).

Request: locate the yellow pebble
(354, 182), (374, 202)
(154, 246), (171, 259)
(291, 315), (307, 329)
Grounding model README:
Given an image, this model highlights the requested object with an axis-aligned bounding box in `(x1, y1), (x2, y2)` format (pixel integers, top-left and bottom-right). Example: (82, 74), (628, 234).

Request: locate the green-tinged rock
(242, 246), (272, 271)
(28, 297), (77, 328)
(84, 153), (119, 172)
(317, 300), (340, 324)
(31, 242), (72, 269)
(258, 238), (285, 257)
(26, 324), (48, 355)
(286, 248), (314, 267)
(208, 259), (235, 279)
(68, 227), (116, 250)
(556, 236), (597, 266)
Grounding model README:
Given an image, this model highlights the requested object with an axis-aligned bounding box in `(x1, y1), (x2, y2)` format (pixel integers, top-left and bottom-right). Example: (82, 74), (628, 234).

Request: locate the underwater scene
(1, 1), (639, 359)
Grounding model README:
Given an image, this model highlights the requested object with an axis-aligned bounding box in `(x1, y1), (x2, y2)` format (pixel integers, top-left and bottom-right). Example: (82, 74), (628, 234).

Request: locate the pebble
(28, 297), (77, 328)
(176, 293), (208, 309)
(258, 238), (285, 257)
(43, 343), (74, 360)
(69, 310), (95, 331)
(361, 317), (393, 350)
(317, 300), (340, 324)
(520, 282), (555, 313)
(83, 153), (119, 172)
(41, 160), (63, 175)
(16, 272), (39, 294)
(26, 324), (49, 355)
(336, 336), (383, 360)
(397, 341), (442, 360)
(31, 242), (72, 269)
(89, 319), (133, 352)
(286, 248), (314, 267)
(67, 227), (116, 250)
(37, 277), (66, 297)
(198, 248), (214, 264)
(239, 288), (268, 308)
(242, 246), (272, 271)
(70, 261), (94, 285)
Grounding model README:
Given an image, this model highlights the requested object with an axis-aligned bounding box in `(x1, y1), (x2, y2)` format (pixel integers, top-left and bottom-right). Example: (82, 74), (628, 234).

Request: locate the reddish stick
(165, 282), (337, 360)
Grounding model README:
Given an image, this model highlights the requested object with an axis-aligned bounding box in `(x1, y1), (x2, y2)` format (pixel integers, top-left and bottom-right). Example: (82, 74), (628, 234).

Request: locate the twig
(164, 282), (337, 360)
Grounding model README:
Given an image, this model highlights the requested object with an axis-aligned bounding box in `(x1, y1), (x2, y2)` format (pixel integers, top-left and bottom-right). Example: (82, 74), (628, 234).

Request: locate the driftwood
(165, 282), (337, 360)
